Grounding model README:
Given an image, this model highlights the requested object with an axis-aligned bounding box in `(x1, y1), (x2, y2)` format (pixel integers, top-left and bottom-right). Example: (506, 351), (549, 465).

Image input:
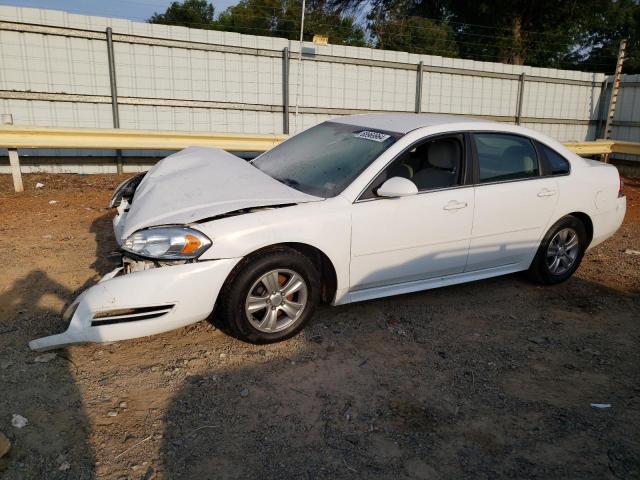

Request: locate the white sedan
(30, 114), (626, 350)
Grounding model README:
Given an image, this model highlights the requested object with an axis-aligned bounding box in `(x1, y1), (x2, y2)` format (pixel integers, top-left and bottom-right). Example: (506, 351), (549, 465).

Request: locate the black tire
(528, 215), (588, 285)
(217, 247), (321, 343)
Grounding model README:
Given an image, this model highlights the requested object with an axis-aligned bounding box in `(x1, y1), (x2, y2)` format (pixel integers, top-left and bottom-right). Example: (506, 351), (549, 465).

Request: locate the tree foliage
(150, 0), (366, 46)
(149, 0), (640, 73)
(567, 0), (639, 73)
(148, 0), (215, 28)
(371, 12), (458, 56)
(420, 0), (588, 67)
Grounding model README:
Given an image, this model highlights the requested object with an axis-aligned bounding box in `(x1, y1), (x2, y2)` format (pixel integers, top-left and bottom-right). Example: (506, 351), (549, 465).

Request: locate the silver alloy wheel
(245, 269), (308, 333)
(546, 227), (580, 275)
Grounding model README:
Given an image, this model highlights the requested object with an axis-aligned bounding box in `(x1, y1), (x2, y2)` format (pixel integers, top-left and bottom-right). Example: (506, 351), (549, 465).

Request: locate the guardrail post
(415, 61), (423, 113)
(106, 27), (123, 174)
(282, 47), (290, 134)
(515, 73), (526, 125)
(8, 149), (23, 192)
(2, 114), (23, 193)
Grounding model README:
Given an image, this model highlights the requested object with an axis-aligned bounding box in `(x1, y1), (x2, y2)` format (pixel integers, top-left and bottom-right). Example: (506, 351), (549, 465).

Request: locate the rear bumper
(29, 258), (240, 351)
(589, 194), (626, 249)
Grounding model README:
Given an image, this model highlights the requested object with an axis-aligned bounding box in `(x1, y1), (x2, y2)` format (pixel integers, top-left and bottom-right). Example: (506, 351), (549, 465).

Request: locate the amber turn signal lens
(181, 234), (202, 254)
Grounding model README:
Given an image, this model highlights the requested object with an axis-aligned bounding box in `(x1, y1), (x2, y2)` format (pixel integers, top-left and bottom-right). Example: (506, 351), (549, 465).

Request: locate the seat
(502, 145), (537, 176)
(387, 161), (413, 180)
(412, 139), (461, 190)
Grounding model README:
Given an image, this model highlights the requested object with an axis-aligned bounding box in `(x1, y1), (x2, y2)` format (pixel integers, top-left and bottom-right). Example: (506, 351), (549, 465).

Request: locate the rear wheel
(528, 216), (587, 284)
(218, 248), (320, 343)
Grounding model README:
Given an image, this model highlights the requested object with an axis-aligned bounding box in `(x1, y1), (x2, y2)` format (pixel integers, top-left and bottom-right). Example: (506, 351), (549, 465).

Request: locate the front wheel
(528, 215), (587, 285)
(218, 248), (321, 343)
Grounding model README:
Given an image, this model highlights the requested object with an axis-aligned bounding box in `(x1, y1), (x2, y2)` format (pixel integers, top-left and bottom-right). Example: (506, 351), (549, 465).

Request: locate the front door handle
(443, 200), (468, 211)
(537, 188), (556, 198)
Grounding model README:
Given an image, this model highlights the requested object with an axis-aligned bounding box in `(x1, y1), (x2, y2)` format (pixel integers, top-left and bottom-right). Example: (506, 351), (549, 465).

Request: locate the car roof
(331, 113), (491, 135)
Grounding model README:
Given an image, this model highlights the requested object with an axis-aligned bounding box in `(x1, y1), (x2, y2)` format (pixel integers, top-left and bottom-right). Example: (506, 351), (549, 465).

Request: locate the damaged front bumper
(29, 258), (240, 351)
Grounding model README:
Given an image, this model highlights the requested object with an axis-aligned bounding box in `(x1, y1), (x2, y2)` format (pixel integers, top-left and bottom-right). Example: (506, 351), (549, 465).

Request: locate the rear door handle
(443, 200), (468, 211)
(537, 189), (556, 197)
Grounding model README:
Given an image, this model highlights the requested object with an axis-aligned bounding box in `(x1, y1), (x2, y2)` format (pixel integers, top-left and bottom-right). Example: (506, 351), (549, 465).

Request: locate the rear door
(466, 132), (558, 272)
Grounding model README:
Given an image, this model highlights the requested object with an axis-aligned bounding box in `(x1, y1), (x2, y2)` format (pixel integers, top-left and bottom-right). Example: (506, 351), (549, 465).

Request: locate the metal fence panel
(1, 4), (632, 149)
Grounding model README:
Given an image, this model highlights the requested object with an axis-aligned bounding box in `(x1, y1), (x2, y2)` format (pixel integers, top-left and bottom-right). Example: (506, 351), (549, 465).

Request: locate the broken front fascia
(28, 257), (241, 351)
(29, 146), (324, 350)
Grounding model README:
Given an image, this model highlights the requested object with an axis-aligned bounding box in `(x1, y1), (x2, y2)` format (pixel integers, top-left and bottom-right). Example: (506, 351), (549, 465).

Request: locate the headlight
(122, 227), (212, 259)
(109, 172), (146, 208)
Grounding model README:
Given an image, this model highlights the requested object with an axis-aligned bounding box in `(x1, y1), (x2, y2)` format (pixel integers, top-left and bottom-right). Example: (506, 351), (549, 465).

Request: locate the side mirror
(377, 177), (418, 198)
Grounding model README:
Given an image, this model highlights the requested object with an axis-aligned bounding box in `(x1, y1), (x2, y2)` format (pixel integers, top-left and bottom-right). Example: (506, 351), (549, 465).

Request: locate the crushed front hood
(119, 146), (322, 241)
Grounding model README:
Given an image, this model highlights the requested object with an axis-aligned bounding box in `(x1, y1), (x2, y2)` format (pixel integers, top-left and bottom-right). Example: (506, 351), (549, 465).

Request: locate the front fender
(196, 199), (352, 303)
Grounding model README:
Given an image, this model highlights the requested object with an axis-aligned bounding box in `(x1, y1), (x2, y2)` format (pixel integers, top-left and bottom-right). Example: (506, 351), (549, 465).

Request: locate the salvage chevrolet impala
(29, 114), (626, 350)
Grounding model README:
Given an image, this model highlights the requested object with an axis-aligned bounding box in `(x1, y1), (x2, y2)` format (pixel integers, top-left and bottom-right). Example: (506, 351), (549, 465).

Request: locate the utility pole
(294, 0), (306, 133)
(106, 27), (123, 173)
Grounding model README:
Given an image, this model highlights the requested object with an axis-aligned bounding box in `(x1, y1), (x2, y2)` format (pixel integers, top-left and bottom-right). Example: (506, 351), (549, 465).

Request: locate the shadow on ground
(0, 213), (116, 479)
(159, 274), (640, 479)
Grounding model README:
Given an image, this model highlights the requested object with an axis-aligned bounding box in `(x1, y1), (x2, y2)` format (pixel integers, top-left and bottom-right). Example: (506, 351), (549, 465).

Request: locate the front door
(350, 134), (474, 290)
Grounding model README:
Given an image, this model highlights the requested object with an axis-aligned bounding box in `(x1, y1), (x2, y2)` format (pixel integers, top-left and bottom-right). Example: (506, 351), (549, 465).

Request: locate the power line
(118, 0), (599, 41)
(141, 16), (618, 63)
(14, 0), (616, 71)
(132, 4), (616, 55)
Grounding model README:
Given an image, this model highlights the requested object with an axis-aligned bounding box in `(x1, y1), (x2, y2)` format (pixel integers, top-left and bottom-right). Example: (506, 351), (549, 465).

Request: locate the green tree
(148, 0), (215, 28)
(568, 0), (639, 73)
(334, 0), (636, 71)
(370, 12), (458, 56)
(409, 0), (589, 67)
(216, 0), (366, 46)
(214, 0), (280, 37)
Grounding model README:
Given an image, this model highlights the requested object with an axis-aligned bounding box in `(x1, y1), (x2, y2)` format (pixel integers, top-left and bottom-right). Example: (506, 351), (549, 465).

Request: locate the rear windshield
(252, 121), (400, 198)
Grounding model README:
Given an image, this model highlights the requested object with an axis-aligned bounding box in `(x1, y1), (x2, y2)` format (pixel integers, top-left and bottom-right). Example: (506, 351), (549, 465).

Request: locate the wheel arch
(567, 211), (594, 247)
(221, 242), (339, 304)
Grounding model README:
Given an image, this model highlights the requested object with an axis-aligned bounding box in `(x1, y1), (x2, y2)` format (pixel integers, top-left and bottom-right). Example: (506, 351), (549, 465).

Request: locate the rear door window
(473, 133), (539, 183)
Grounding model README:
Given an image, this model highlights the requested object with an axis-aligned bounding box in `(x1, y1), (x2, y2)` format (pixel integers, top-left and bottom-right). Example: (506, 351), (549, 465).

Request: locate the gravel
(0, 173), (639, 479)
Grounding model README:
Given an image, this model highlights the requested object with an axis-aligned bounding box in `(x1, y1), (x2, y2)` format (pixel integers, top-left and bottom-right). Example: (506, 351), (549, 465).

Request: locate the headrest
(503, 145), (536, 172)
(427, 140), (460, 169)
(503, 145), (532, 158)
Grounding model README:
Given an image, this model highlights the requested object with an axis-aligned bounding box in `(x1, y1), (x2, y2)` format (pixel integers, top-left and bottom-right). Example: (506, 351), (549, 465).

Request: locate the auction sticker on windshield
(354, 131), (391, 142)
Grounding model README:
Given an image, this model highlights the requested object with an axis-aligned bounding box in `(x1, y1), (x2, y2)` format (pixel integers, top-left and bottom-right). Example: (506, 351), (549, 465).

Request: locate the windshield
(252, 121), (400, 198)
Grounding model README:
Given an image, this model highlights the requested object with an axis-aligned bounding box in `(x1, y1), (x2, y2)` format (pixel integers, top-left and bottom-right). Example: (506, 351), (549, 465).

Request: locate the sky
(0, 0), (238, 22)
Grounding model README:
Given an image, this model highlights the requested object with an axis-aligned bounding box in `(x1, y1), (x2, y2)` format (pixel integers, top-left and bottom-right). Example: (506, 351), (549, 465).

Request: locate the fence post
(106, 27), (123, 174)
(282, 47), (290, 134)
(415, 61), (423, 113)
(515, 73), (525, 125)
(2, 114), (23, 193)
(596, 80), (608, 139)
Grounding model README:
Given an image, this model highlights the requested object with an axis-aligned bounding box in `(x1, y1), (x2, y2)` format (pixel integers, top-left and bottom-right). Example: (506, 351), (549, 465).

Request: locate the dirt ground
(0, 172), (639, 480)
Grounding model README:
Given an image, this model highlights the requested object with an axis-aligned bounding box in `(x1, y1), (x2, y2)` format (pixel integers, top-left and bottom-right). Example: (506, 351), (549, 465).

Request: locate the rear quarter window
(541, 144), (571, 175)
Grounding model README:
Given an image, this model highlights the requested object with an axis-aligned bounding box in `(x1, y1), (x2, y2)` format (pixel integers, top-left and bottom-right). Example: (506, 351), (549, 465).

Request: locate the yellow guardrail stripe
(1, 126), (638, 156)
(609, 141), (640, 156)
(563, 140), (614, 155)
(0, 126), (287, 151)
(1, 125), (639, 192)
(563, 140), (640, 156)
